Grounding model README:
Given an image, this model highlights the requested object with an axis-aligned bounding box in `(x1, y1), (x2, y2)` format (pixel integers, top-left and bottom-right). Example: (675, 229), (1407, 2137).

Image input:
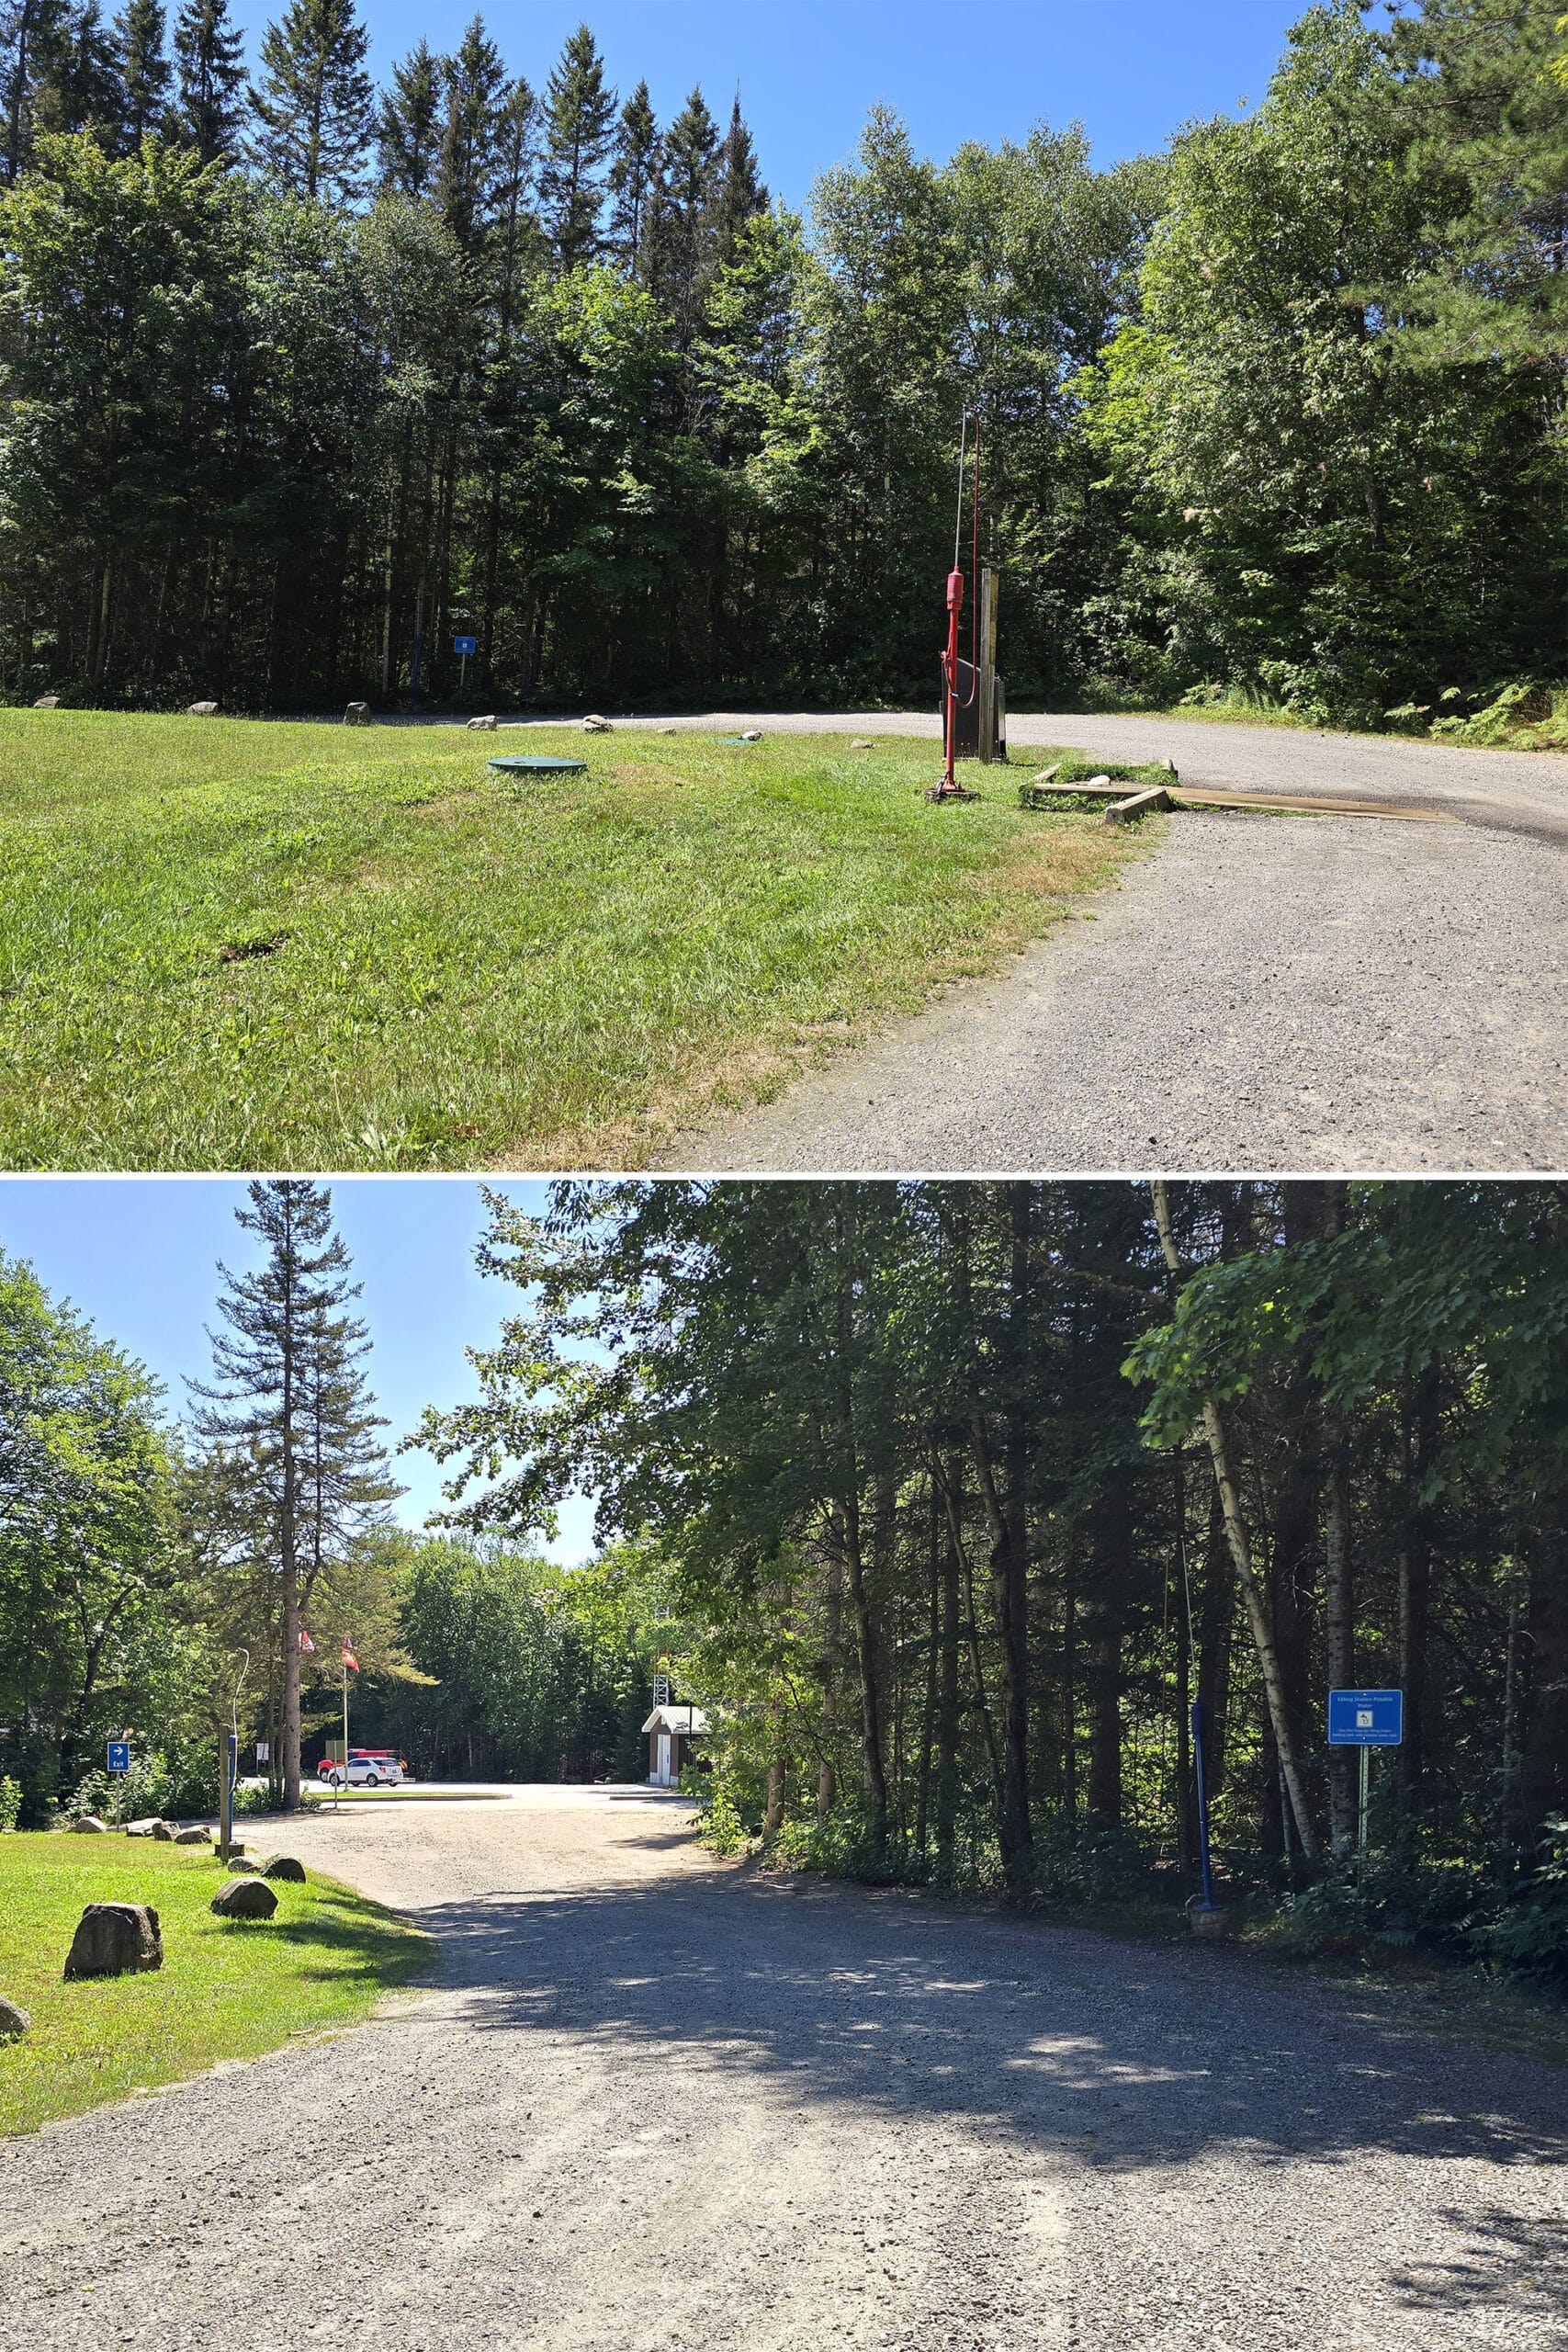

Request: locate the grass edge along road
(0, 713), (1148, 1171)
(0, 1834), (432, 2136)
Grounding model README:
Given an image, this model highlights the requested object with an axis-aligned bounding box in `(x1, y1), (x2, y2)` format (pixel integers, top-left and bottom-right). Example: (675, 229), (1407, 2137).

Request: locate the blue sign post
(1327, 1689), (1403, 1855)
(106, 1739), (130, 1773)
(453, 634), (477, 698)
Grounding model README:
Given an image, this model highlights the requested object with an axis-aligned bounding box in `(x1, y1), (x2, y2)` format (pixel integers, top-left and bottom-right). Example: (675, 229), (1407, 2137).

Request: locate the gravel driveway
(4, 1790), (1562, 2352)
(615, 711), (1567, 1173)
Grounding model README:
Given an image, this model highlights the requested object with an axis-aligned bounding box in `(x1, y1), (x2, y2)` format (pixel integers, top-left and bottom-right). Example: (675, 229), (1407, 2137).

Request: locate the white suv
(317, 1750), (407, 1790)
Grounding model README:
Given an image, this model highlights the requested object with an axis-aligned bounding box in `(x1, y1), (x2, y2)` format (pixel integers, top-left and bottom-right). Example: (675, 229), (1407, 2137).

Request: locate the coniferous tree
(375, 34), (440, 198)
(537, 21), (614, 272)
(435, 14), (506, 253)
(189, 1180), (396, 1812)
(248, 0), (373, 204)
(1384, 0), (1568, 372)
(607, 76), (658, 275)
(30, 0), (120, 143)
(648, 86), (720, 346)
(172, 0), (243, 164)
(113, 0), (171, 147)
(491, 72), (536, 319)
(711, 93), (767, 265)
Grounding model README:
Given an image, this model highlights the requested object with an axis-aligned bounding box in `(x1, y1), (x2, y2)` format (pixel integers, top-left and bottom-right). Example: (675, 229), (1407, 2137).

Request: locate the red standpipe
(942, 563), (964, 793)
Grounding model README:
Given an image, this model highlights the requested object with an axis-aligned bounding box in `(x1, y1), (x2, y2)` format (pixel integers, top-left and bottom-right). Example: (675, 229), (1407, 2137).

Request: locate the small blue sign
(453, 635), (477, 656)
(1327, 1688), (1403, 1747)
(106, 1739), (130, 1773)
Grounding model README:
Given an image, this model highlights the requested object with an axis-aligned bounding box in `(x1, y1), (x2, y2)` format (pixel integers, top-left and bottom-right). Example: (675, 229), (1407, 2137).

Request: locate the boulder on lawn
(344, 701), (372, 725)
(260, 1855), (306, 1883)
(63, 1903), (163, 1979)
(581, 714), (613, 733)
(738, 729), (762, 742)
(32, 695), (61, 709)
(850, 738), (874, 750)
(69, 1815), (109, 1834)
(174, 1826), (209, 1845)
(211, 1876), (277, 1920)
(466, 713), (497, 730)
(124, 1817), (164, 1838)
(186, 700), (220, 717)
(0, 1997), (29, 2041)
(151, 1820), (176, 1841)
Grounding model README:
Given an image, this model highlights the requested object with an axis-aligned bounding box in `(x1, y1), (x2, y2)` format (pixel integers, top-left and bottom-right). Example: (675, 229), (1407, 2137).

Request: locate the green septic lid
(488, 754), (588, 776)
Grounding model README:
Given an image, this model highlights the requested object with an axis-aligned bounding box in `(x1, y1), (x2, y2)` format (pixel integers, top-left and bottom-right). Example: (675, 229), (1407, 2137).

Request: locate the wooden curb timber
(1016, 764), (1460, 827)
(1170, 787), (1459, 824)
(1104, 786), (1169, 825)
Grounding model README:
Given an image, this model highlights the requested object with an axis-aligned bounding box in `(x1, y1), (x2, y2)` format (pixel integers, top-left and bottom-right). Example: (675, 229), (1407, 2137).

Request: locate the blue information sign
(453, 635), (478, 656)
(106, 1739), (130, 1773)
(1327, 1688), (1403, 1747)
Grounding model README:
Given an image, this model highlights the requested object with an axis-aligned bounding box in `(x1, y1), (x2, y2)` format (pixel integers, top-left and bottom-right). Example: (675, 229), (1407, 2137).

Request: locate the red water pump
(933, 412), (982, 801)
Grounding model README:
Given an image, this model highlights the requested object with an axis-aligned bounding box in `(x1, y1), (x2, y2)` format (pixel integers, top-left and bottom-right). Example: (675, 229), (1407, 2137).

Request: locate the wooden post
(978, 570), (997, 763)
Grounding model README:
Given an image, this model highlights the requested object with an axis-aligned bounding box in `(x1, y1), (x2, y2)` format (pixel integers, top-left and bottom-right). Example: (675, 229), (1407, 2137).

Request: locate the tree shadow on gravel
(1388, 2209), (1568, 2340)
(413, 1860), (1568, 2182)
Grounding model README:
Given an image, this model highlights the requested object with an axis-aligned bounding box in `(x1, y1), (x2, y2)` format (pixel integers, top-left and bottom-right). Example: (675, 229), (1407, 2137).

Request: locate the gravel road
(615, 711), (1568, 1174)
(4, 1790), (1562, 2352)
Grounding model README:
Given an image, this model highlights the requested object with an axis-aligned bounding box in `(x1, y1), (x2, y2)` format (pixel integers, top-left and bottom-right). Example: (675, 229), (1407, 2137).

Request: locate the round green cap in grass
(487, 754), (588, 776)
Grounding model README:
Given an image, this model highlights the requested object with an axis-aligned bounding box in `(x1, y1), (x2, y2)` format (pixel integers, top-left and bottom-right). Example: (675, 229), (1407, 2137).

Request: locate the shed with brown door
(642, 1704), (708, 1788)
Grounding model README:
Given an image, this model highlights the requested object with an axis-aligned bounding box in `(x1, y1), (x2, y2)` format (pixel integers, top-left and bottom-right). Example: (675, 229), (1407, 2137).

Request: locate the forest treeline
(0, 0), (1563, 725)
(418, 1177), (1568, 1980)
(6, 1174), (1567, 1982)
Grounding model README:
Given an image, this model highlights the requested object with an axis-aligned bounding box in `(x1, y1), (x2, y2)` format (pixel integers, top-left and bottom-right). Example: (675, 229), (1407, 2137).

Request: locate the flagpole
(341, 1657), (349, 1815)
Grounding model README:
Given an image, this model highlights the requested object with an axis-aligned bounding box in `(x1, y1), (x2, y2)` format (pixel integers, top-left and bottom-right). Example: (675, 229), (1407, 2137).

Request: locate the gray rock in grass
(466, 713), (497, 730)
(186, 700), (220, 717)
(174, 1826), (210, 1846)
(344, 701), (372, 725)
(211, 1877), (277, 1920)
(69, 1815), (109, 1834)
(32, 695), (61, 709)
(0, 1996), (30, 2039)
(260, 1856), (307, 1883)
(63, 1903), (164, 1979)
(151, 1821), (176, 1841)
(581, 714), (613, 733)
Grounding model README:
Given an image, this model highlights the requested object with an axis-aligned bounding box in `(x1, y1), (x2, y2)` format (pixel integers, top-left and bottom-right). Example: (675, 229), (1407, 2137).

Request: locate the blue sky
(0, 1176), (603, 1560)
(231, 0), (1314, 202)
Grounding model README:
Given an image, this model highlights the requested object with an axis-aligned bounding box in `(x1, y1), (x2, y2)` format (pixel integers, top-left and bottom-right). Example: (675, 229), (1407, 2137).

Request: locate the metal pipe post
(1191, 1699), (1217, 1910)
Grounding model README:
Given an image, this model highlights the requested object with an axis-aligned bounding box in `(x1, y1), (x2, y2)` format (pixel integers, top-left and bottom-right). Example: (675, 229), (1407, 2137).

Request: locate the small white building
(642, 1703), (708, 1788)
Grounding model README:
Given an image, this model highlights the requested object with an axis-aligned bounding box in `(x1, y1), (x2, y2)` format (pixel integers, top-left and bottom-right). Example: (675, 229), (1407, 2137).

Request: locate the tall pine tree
(190, 1181), (396, 1812)
(375, 34), (440, 198)
(30, 0), (121, 145)
(711, 92), (767, 266)
(649, 86), (720, 346)
(1384, 0), (1568, 373)
(435, 15), (506, 253)
(607, 76), (658, 276)
(113, 0), (171, 147)
(172, 0), (243, 164)
(249, 0), (373, 203)
(537, 21), (614, 272)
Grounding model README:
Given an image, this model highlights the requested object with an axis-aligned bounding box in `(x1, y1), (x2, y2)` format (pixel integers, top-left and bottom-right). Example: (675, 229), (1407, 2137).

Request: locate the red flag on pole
(342, 1640), (359, 1672)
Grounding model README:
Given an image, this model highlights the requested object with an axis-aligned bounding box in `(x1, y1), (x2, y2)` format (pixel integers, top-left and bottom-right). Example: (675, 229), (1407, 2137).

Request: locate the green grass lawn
(0, 713), (1141, 1169)
(0, 1834), (432, 2135)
